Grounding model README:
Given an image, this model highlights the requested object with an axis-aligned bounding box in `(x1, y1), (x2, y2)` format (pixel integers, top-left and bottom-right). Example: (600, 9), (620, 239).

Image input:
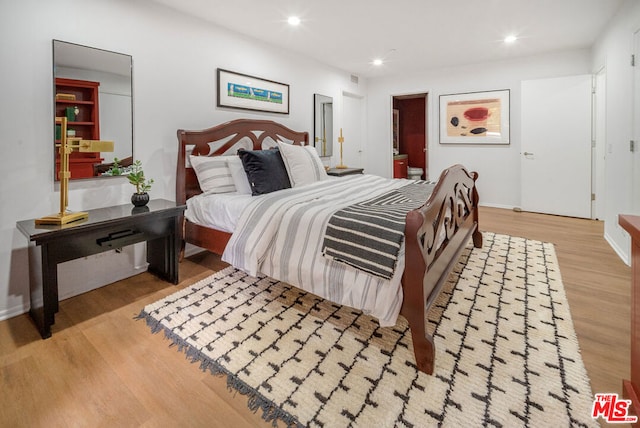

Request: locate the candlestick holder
(335, 128), (348, 169)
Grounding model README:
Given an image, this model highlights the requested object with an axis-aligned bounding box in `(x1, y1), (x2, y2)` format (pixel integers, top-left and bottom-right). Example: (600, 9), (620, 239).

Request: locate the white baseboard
(604, 231), (631, 266)
(478, 202), (516, 210)
(0, 302), (31, 323)
(185, 243), (207, 258)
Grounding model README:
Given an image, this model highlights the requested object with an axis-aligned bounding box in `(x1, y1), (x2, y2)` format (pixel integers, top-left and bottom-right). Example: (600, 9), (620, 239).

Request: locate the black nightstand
(326, 167), (364, 176)
(16, 199), (185, 338)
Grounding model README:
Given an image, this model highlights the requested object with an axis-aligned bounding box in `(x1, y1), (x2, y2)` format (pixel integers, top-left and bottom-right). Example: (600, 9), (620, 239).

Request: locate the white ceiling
(152, 0), (623, 78)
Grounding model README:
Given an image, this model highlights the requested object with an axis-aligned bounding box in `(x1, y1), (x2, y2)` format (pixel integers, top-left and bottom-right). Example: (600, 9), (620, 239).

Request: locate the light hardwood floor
(0, 207), (632, 427)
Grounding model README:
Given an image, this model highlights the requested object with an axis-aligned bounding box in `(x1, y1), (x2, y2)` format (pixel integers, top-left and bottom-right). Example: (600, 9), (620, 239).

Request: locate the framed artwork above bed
(439, 89), (510, 145)
(217, 68), (290, 114)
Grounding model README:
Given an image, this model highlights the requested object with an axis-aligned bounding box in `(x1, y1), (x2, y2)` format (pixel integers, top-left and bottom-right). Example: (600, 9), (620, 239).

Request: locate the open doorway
(392, 93), (428, 180)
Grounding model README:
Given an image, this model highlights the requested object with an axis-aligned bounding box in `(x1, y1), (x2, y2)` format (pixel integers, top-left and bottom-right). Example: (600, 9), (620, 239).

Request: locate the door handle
(523, 152), (534, 156)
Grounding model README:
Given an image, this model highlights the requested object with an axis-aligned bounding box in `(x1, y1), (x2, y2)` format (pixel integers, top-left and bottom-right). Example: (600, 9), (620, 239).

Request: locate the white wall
(365, 50), (592, 209)
(0, 0), (363, 320)
(591, 0), (640, 264)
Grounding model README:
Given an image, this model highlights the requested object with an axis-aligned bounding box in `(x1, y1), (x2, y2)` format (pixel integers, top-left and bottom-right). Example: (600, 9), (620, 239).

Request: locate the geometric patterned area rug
(138, 232), (598, 427)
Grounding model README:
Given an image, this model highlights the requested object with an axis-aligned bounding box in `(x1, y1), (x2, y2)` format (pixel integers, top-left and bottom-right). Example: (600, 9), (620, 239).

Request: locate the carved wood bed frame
(176, 118), (482, 374)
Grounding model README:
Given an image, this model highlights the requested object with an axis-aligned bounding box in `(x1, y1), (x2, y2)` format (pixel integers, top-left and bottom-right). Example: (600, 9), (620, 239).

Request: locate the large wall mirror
(313, 94), (333, 157)
(53, 40), (133, 180)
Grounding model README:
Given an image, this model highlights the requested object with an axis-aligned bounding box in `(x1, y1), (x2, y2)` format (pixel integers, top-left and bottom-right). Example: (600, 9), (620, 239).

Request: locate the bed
(176, 118), (482, 374)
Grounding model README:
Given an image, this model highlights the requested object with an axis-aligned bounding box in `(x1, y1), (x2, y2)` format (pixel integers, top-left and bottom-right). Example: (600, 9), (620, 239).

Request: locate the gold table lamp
(335, 128), (348, 169)
(35, 117), (114, 225)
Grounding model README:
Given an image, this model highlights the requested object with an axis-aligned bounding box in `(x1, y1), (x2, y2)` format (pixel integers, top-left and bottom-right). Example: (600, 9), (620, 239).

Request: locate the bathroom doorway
(392, 93), (428, 180)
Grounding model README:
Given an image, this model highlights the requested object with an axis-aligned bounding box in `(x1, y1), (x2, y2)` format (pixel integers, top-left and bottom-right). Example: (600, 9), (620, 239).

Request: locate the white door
(593, 69), (606, 220)
(341, 92), (364, 169)
(633, 30), (640, 214)
(521, 75), (592, 218)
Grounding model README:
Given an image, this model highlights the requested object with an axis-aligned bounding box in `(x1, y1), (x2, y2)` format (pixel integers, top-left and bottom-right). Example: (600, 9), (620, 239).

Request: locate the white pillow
(189, 155), (235, 194)
(277, 142), (328, 187)
(227, 155), (252, 195)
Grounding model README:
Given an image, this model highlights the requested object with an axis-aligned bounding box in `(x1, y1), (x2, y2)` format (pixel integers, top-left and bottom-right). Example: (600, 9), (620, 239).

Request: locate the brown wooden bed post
(176, 130), (187, 207)
(403, 209), (436, 374)
(471, 171), (483, 248)
(401, 165), (481, 374)
(176, 129), (187, 260)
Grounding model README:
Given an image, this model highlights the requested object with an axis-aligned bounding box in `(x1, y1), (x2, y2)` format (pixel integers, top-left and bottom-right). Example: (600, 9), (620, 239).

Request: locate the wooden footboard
(401, 164), (482, 374)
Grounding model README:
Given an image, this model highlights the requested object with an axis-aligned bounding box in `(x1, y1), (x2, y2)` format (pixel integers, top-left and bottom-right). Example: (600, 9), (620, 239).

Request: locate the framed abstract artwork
(439, 89), (510, 144)
(217, 68), (290, 114)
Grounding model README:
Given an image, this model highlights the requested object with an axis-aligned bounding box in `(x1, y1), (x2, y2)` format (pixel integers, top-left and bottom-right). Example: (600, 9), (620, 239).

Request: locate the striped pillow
(189, 155), (236, 194)
(277, 141), (328, 187)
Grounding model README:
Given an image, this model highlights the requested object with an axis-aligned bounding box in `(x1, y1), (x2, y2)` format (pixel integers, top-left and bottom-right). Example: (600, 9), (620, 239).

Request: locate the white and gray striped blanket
(222, 174), (428, 327)
(321, 181), (435, 279)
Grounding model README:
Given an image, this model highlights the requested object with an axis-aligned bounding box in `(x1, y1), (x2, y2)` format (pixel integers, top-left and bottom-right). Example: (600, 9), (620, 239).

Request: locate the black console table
(16, 199), (186, 338)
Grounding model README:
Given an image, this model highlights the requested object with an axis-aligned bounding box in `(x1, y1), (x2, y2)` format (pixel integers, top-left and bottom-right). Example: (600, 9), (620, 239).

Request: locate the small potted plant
(107, 157), (122, 176)
(128, 160), (154, 207)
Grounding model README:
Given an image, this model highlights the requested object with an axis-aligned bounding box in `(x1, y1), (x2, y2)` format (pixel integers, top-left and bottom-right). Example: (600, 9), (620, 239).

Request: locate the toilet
(407, 166), (423, 180)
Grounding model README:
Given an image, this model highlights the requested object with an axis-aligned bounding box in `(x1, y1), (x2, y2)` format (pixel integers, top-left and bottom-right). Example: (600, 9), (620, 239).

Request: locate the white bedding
(185, 192), (253, 233)
(185, 176), (341, 232)
(221, 174), (419, 327)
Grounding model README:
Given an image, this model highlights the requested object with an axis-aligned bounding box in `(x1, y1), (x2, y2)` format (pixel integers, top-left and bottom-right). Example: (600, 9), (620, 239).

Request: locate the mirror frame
(313, 94), (333, 157)
(52, 40), (133, 180)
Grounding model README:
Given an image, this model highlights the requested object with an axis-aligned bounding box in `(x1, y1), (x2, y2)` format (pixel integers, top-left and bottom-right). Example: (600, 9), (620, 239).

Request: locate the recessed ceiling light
(373, 58), (383, 66)
(287, 16), (301, 26)
(504, 35), (517, 44)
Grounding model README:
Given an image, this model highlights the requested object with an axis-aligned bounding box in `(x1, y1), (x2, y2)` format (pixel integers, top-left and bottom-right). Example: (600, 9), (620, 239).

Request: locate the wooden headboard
(176, 119), (309, 205)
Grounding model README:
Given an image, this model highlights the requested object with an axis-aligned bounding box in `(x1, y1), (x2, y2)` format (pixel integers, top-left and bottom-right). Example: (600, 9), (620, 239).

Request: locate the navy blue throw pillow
(237, 148), (292, 196)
